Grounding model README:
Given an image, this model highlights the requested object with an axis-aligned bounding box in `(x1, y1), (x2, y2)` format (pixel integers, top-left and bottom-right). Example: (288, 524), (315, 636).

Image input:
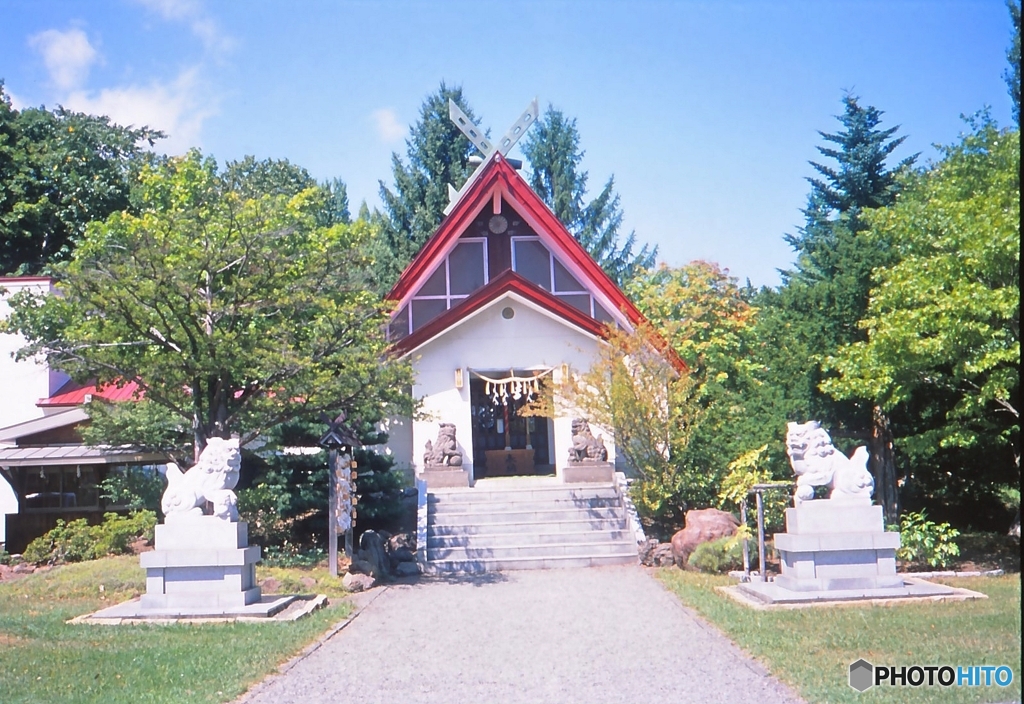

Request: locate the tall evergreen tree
(375, 82), (479, 290)
(522, 106), (656, 286)
(757, 94), (916, 521)
(1006, 0), (1021, 126)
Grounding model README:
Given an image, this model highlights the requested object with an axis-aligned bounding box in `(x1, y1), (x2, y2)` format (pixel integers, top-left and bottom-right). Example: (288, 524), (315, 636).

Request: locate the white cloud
(371, 108), (405, 143)
(4, 86), (29, 111)
(28, 28), (98, 91)
(131, 0), (234, 53)
(65, 67), (216, 154)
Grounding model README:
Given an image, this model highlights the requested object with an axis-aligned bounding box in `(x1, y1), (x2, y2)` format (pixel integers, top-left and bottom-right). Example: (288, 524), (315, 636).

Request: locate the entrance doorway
(469, 373), (553, 478)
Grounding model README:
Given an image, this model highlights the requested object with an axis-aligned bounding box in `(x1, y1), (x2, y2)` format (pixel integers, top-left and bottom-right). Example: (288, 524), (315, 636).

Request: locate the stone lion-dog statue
(786, 421), (874, 504)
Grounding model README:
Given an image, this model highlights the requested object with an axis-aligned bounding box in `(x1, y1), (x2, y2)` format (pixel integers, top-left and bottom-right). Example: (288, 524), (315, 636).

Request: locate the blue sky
(1, 0), (1016, 287)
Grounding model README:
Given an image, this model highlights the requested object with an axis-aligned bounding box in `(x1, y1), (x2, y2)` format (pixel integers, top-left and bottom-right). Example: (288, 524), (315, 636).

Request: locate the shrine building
(383, 101), (655, 487)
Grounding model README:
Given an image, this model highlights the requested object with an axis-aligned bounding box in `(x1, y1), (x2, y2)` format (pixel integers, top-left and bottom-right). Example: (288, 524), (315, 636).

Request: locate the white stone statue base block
(738, 499), (957, 605)
(140, 517), (262, 610)
(773, 501), (902, 592)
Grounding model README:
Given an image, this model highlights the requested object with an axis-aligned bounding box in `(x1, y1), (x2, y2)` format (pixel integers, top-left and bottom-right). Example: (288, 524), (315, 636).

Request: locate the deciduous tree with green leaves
(3, 150), (413, 462)
(823, 115), (1020, 531)
(0, 82), (163, 275)
(522, 106), (656, 286)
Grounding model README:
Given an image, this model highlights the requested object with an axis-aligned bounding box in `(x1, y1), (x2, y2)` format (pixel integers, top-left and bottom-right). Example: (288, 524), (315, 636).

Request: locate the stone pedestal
(140, 517), (261, 610)
(773, 501), (901, 591)
(563, 462), (615, 483)
(422, 467), (471, 488)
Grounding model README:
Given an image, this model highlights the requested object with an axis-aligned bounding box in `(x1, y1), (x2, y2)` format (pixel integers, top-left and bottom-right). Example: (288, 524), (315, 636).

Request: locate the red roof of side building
(38, 379), (142, 407)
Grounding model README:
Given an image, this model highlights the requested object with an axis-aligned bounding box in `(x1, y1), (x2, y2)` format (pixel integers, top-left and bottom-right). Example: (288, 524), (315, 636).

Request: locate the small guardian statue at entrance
(424, 423), (464, 468)
(568, 418), (608, 463)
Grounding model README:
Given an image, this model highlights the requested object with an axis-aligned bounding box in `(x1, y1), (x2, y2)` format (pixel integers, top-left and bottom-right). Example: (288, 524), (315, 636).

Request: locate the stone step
(427, 540), (637, 562)
(427, 529), (632, 549)
(428, 518), (627, 536)
(425, 552), (638, 574)
(430, 497), (623, 514)
(429, 506), (624, 525)
(428, 484), (618, 504)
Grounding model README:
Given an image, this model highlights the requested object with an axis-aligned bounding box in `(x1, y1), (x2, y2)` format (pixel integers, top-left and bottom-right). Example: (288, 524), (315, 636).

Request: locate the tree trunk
(869, 405), (899, 525)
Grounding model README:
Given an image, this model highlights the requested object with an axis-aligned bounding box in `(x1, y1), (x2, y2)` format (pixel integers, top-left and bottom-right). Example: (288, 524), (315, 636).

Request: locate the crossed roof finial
(445, 98), (539, 214)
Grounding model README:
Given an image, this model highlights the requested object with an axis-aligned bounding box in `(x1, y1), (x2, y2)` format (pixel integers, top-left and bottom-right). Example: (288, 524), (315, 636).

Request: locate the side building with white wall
(0, 277), (70, 546)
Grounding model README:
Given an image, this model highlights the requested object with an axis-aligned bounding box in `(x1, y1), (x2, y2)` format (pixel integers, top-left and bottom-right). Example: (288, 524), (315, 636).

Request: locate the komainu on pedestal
(141, 437), (263, 611)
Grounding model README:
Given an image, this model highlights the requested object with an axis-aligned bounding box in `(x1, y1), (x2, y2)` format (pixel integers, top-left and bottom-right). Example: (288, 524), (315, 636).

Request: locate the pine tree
(759, 94), (916, 521)
(375, 83), (479, 290)
(1006, 0), (1021, 126)
(522, 106), (656, 286)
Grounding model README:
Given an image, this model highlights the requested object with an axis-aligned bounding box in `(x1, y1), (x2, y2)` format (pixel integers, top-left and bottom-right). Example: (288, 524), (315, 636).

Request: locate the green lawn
(657, 569), (1021, 704)
(0, 556), (352, 704)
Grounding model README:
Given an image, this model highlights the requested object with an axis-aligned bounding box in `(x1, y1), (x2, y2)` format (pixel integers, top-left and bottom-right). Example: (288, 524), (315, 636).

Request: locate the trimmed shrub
(897, 510), (960, 569)
(22, 511), (157, 565)
(688, 536), (744, 573)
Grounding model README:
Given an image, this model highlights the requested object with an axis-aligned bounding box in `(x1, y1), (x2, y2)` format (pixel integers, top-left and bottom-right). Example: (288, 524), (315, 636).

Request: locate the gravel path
(243, 566), (804, 704)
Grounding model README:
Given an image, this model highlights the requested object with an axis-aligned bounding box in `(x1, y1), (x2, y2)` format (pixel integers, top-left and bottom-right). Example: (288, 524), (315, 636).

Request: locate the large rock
(342, 572), (376, 592)
(671, 508), (740, 567)
(358, 530), (391, 580)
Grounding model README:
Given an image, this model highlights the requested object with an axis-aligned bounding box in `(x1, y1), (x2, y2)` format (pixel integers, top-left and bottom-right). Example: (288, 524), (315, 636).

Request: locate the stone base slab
(562, 463), (615, 483)
(775, 574), (905, 591)
(733, 577), (962, 606)
(83, 594), (298, 620)
(422, 468), (471, 488)
(141, 586), (262, 609)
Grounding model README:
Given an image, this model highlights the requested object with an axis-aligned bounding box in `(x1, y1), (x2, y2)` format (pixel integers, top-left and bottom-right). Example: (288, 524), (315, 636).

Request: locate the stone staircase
(422, 478), (639, 573)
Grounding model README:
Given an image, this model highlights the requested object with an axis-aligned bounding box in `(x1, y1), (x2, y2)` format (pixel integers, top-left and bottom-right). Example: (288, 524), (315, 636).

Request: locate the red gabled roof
(38, 379), (142, 407)
(387, 153), (644, 326)
(392, 269), (608, 356)
(386, 151), (686, 372)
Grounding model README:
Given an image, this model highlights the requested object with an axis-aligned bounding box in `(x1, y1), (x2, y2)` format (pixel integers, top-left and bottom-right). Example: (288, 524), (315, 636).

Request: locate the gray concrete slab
(241, 566), (804, 704)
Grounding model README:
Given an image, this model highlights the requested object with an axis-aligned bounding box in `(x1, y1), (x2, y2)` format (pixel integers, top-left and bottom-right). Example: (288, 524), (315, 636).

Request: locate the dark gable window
(401, 238), (489, 335)
(512, 236), (615, 322)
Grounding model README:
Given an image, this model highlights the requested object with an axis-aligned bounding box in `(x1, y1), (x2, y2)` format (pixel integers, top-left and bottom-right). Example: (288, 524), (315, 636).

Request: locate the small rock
(392, 547), (416, 564)
(652, 544), (676, 567)
(12, 562), (35, 574)
(260, 577), (281, 594)
(129, 537), (153, 555)
(394, 561), (420, 577)
(342, 572), (376, 592)
(299, 576), (317, 589)
(348, 558), (375, 575)
(358, 530), (391, 580)
(638, 539), (659, 566)
(388, 532), (416, 553)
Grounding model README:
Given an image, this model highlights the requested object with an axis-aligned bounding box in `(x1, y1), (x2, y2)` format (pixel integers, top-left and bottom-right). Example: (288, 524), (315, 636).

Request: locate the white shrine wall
(387, 292), (618, 482)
